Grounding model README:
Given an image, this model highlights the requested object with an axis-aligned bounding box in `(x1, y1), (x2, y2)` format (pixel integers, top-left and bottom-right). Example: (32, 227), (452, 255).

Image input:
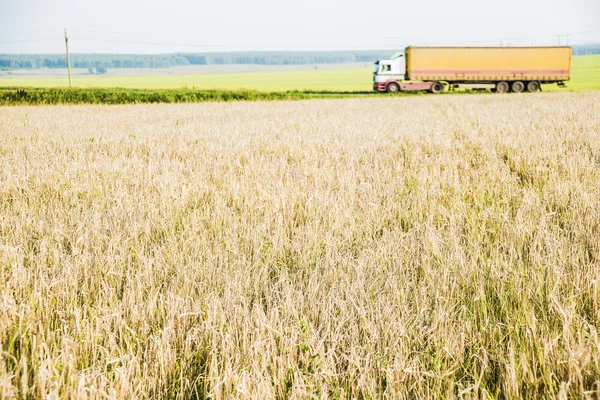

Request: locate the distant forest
(1, 44), (599, 70)
(0, 51), (389, 70)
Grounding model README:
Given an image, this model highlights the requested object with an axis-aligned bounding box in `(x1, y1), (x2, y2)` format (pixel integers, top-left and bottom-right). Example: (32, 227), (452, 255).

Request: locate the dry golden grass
(1, 92), (600, 399)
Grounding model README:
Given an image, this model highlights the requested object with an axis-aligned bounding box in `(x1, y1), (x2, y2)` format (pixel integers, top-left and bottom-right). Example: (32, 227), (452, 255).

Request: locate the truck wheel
(386, 82), (400, 93)
(526, 81), (540, 92)
(430, 81), (444, 94)
(511, 81), (525, 93)
(495, 82), (509, 93)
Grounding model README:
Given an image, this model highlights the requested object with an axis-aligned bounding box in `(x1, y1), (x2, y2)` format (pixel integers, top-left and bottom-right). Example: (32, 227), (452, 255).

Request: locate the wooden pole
(65, 29), (72, 87)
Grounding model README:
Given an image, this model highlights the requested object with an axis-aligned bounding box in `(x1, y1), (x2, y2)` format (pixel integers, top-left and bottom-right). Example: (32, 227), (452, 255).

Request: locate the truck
(373, 46), (571, 94)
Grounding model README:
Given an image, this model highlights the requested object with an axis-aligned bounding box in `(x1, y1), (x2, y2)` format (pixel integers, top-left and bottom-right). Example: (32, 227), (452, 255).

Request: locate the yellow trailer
(406, 46), (570, 93)
(373, 46), (571, 93)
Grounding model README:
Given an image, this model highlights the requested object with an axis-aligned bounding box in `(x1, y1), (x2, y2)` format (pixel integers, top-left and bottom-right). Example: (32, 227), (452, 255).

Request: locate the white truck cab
(373, 52), (406, 92)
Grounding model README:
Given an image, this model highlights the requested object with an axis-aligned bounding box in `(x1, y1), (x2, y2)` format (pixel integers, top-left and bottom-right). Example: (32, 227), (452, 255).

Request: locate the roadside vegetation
(1, 93), (599, 398)
(0, 87), (379, 105)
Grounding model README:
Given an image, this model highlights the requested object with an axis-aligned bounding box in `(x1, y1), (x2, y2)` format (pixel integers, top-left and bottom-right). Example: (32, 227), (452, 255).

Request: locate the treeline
(178, 51), (385, 65)
(0, 54), (190, 69)
(571, 43), (600, 56)
(0, 51), (390, 70)
(1, 44), (598, 70)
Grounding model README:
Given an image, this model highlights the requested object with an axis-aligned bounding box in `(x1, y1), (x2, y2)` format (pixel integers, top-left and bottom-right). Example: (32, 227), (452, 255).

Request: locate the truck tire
(495, 81), (509, 93)
(386, 82), (400, 93)
(526, 81), (540, 92)
(511, 81), (525, 93)
(430, 81), (444, 94)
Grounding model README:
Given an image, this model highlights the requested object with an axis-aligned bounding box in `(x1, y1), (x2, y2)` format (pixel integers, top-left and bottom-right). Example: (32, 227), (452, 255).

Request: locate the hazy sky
(1, 0), (599, 53)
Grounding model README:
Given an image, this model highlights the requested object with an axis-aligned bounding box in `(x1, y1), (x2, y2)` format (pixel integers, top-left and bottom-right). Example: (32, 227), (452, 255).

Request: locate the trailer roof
(406, 46), (572, 50)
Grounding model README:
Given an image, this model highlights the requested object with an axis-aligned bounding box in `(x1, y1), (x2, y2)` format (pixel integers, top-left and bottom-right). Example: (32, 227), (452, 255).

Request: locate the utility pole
(64, 29), (72, 87)
(557, 34), (570, 46)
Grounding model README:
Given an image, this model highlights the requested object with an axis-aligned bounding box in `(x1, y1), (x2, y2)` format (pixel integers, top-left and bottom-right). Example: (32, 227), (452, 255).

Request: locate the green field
(545, 54), (600, 91)
(0, 68), (370, 92)
(1, 54), (598, 92)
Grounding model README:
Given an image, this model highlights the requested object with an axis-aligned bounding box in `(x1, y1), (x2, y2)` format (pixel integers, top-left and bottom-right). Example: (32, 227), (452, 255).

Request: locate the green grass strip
(0, 87), (387, 106)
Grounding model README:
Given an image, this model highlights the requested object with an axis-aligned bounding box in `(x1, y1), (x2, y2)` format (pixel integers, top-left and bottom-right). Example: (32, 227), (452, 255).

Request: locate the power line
(68, 28), (600, 45)
(69, 29), (165, 38)
(70, 28), (600, 51)
(570, 29), (600, 36)
(72, 37), (251, 49)
(0, 38), (63, 44)
(2, 29), (62, 36)
(432, 30), (600, 46)
(70, 36), (396, 51)
(2, 28), (599, 52)
(378, 29), (600, 46)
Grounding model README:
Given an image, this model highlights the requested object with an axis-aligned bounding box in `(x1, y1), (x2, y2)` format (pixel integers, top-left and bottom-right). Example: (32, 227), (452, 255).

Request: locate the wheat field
(1, 92), (599, 399)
